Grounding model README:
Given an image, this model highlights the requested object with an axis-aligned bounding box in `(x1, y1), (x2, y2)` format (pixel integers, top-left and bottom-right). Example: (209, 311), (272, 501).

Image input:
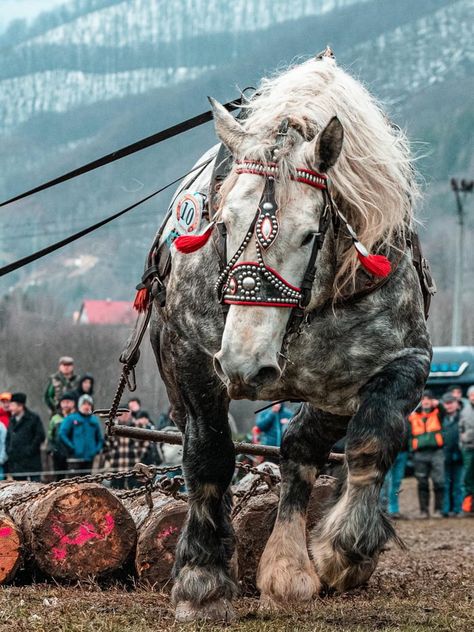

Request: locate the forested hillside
(0, 0), (472, 342)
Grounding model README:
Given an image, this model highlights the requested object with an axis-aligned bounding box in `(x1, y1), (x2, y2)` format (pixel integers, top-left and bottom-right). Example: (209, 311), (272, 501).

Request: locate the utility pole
(450, 178), (473, 346)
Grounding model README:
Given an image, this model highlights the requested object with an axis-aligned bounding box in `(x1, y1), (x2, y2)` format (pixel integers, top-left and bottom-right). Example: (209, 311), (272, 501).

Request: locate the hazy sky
(0, 0), (67, 31)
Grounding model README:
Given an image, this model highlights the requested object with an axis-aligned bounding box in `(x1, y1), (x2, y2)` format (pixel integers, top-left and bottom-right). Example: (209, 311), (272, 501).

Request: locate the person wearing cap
(440, 393), (463, 517)
(47, 391), (77, 480)
(58, 394), (103, 474)
(44, 356), (80, 415)
(459, 385), (474, 515)
(0, 392), (11, 428)
(408, 390), (445, 518)
(5, 393), (45, 481)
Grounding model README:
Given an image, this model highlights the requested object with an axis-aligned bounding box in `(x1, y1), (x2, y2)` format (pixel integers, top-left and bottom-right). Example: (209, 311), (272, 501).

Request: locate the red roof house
(76, 299), (135, 325)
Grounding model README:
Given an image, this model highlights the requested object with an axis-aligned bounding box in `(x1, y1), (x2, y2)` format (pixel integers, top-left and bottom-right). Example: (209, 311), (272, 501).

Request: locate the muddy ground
(0, 478), (472, 632)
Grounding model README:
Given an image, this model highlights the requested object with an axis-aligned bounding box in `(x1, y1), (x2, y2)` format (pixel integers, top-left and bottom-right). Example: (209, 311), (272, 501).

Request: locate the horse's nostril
(247, 365), (281, 388)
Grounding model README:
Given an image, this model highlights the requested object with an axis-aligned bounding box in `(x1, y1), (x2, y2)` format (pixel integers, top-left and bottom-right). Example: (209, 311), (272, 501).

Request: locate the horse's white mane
(221, 56), (419, 296)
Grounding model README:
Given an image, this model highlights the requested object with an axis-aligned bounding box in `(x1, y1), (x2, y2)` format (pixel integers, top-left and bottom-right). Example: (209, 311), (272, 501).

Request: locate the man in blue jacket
(255, 403), (293, 449)
(59, 394), (103, 474)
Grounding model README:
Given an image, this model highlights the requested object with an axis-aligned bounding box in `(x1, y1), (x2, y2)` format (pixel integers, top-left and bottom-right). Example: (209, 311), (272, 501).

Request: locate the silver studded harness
(215, 158), (334, 339)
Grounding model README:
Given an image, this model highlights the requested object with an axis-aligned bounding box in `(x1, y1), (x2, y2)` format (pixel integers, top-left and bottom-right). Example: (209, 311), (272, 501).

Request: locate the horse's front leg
(257, 405), (348, 608)
(311, 354), (429, 591)
(171, 360), (237, 623)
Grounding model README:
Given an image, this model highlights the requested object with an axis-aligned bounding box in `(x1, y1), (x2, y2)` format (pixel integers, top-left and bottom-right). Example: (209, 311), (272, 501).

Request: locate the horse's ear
(313, 116), (344, 172)
(208, 97), (248, 156)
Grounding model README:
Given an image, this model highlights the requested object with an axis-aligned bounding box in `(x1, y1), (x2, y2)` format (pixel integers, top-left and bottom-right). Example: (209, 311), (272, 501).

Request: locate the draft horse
(146, 50), (432, 621)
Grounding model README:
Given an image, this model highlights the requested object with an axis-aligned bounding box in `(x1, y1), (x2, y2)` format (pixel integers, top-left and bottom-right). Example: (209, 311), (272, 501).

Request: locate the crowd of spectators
(1, 357), (473, 515)
(0, 355), (179, 488)
(249, 387), (474, 518)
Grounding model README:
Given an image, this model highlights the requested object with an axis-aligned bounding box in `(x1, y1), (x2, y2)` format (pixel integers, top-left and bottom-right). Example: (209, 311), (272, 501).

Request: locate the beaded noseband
(215, 160), (331, 314)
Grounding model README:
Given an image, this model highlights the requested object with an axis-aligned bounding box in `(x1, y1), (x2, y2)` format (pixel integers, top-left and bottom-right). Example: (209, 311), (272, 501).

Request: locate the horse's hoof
(175, 599), (237, 623)
(258, 593), (285, 613)
(314, 543), (379, 592)
(258, 593), (317, 614)
(258, 562), (320, 604)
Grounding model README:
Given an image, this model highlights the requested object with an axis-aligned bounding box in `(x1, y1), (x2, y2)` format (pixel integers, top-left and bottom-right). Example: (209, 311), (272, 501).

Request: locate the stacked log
(0, 469), (337, 589)
(0, 512), (23, 583)
(233, 473), (338, 593)
(0, 481), (136, 580)
(121, 492), (187, 588)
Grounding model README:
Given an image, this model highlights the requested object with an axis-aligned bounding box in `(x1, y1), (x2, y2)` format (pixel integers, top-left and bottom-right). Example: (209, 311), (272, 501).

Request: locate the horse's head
(210, 100), (343, 398)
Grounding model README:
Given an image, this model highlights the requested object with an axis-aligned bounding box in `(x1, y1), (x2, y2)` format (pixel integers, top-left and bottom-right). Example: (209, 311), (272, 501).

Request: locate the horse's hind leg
(311, 355), (429, 592)
(257, 405), (348, 608)
(162, 351), (237, 622)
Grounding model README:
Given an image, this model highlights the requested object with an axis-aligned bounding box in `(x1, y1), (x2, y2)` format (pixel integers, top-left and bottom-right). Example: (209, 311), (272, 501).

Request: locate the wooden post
(108, 425), (344, 463)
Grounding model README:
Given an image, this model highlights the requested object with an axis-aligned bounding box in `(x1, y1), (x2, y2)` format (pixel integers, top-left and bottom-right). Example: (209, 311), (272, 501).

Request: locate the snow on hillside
(25, 0), (369, 47)
(0, 65), (212, 129)
(350, 0), (473, 104)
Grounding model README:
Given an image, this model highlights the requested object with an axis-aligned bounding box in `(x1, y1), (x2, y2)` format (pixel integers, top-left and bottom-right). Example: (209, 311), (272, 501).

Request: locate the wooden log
(0, 512), (23, 584)
(120, 492), (187, 588)
(0, 480), (136, 580)
(107, 424), (344, 463)
(233, 474), (338, 594)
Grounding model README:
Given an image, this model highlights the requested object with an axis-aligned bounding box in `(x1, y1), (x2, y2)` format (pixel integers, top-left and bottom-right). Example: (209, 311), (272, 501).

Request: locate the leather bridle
(215, 159), (335, 342)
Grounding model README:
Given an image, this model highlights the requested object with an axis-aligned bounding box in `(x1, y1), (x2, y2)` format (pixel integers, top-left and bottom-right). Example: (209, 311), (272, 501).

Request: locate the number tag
(173, 191), (206, 235)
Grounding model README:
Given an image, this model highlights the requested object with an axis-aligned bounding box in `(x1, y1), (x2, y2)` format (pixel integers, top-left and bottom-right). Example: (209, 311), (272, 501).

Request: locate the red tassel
(357, 252), (391, 277)
(174, 223), (214, 254)
(133, 287), (149, 312)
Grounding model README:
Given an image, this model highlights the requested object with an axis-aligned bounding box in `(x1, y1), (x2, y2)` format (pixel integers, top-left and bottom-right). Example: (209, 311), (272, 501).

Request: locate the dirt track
(0, 478), (472, 632)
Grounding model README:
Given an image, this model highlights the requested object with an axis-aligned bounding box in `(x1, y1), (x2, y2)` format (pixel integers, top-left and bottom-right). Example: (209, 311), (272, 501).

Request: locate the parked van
(427, 346), (474, 397)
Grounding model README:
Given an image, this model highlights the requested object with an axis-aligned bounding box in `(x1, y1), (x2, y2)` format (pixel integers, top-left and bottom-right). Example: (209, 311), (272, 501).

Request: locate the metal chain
(106, 367), (129, 431)
(0, 463), (281, 515)
(0, 464), (182, 513)
(232, 463), (280, 519)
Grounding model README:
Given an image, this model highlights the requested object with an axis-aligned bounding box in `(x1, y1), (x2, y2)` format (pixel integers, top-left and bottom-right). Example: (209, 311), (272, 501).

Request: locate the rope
(0, 98), (240, 209)
(0, 156), (213, 277)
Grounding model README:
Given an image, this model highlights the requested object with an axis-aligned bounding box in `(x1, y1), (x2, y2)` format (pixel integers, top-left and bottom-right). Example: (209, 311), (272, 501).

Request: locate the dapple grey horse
(148, 52), (432, 622)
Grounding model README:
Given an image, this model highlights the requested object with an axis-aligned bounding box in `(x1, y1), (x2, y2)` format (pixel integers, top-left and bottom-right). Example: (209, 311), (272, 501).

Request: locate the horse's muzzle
(213, 351), (281, 398)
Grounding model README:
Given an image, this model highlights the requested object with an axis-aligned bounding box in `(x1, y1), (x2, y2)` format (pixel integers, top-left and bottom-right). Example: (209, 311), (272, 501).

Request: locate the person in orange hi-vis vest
(408, 390), (445, 519)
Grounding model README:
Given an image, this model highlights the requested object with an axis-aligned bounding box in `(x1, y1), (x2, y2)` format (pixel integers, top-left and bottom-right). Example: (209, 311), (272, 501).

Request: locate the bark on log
(233, 475), (338, 594)
(0, 481), (136, 579)
(0, 512), (23, 584)
(121, 492), (187, 588)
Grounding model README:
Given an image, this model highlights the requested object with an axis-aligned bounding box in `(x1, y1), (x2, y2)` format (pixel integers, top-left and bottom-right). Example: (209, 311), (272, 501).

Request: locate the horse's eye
(217, 221), (228, 238)
(300, 233), (315, 247)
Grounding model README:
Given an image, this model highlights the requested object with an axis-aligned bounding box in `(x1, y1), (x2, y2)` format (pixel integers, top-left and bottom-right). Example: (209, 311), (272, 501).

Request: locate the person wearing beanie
(47, 391), (77, 480)
(73, 373), (95, 402)
(459, 385), (474, 515)
(58, 394), (103, 474)
(6, 393), (45, 481)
